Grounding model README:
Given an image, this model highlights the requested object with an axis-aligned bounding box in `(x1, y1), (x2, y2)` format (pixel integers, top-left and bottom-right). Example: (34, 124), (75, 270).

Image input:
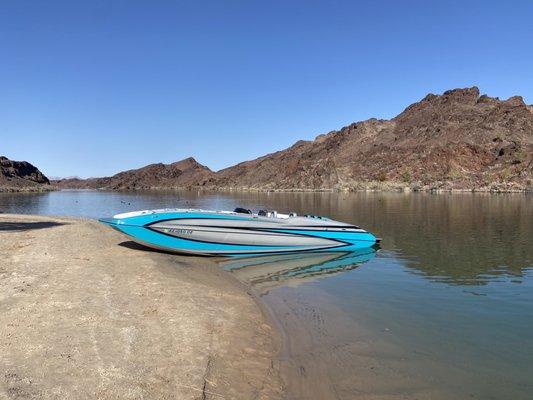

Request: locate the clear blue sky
(1, 0), (532, 178)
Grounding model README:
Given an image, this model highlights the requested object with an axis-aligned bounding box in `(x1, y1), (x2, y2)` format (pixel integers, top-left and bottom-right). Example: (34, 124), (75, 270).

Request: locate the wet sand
(224, 254), (446, 400)
(0, 214), (285, 399)
(262, 288), (436, 400)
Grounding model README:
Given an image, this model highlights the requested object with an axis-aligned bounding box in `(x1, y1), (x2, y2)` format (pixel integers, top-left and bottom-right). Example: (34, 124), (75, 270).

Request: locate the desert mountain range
(3, 87), (532, 192)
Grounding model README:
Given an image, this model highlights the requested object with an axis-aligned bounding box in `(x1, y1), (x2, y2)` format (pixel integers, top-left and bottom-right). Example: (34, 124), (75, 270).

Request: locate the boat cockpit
(234, 207), (299, 219)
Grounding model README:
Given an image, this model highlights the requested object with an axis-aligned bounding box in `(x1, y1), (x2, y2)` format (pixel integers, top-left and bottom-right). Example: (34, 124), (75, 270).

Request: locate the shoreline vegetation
(0, 214), (285, 399)
(0, 185), (56, 193)
(2, 176), (533, 194)
(2, 183), (532, 193)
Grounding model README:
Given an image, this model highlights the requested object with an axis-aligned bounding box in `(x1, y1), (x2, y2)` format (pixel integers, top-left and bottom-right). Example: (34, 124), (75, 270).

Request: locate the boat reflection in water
(219, 247), (377, 295)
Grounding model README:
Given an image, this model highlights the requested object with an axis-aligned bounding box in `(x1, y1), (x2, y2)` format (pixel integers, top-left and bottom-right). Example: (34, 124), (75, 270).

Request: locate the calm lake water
(1, 190), (532, 399)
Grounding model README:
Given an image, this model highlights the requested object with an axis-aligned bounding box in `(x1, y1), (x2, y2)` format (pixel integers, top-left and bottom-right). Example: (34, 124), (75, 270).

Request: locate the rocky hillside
(215, 87), (532, 191)
(54, 157), (216, 190)
(56, 87), (533, 192)
(0, 156), (51, 191)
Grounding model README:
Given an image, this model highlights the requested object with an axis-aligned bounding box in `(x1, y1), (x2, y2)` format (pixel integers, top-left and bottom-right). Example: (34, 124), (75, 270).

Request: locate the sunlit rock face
(215, 87), (533, 191)
(0, 156), (50, 190)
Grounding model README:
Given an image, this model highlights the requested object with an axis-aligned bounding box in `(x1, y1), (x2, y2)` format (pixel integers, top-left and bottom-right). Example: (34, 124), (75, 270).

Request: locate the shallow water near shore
(1, 190), (532, 399)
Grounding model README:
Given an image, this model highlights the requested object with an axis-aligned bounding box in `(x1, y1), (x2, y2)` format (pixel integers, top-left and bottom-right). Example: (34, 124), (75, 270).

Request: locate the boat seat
(234, 207), (252, 214)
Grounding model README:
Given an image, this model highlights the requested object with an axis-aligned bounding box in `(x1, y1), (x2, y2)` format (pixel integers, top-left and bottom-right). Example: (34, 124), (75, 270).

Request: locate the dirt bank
(0, 214), (285, 399)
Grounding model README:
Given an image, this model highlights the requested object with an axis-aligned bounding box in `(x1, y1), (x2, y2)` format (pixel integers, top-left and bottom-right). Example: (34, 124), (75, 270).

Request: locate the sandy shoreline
(0, 214), (285, 399)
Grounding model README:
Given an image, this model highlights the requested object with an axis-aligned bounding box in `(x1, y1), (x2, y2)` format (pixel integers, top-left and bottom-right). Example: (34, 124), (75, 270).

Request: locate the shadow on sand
(118, 240), (185, 256)
(0, 221), (67, 232)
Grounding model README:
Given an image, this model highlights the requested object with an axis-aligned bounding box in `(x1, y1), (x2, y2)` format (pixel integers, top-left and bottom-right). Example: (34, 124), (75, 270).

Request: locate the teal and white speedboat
(99, 208), (379, 256)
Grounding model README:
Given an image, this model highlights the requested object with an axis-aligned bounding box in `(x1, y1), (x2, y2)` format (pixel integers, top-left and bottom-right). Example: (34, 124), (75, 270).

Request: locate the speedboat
(99, 208), (379, 256)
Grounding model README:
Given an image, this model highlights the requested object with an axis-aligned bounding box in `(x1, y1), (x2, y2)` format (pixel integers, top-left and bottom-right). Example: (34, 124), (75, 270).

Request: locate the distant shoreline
(0, 186), (56, 193)
(4, 183), (532, 194)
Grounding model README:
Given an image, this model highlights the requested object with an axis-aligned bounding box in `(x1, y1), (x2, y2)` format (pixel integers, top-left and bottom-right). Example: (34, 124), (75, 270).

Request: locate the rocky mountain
(56, 87), (533, 192)
(0, 156), (51, 191)
(54, 157), (216, 190)
(215, 87), (532, 191)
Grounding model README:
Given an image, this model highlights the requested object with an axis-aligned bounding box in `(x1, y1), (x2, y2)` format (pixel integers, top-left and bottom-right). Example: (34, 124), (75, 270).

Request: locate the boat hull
(100, 210), (378, 256)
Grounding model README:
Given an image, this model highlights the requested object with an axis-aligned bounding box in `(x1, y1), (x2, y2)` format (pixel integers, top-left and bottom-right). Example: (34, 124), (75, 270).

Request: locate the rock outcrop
(213, 87), (532, 191)
(0, 156), (51, 191)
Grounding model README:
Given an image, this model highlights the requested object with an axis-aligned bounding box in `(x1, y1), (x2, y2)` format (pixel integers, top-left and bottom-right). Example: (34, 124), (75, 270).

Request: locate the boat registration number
(165, 228), (193, 235)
